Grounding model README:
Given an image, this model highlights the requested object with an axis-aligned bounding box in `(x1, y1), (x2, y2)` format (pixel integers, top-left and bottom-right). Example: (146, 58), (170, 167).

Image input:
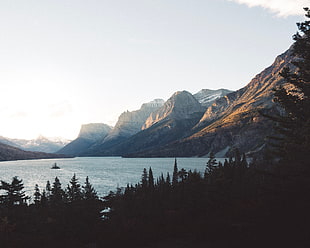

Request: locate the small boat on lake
(51, 163), (60, 169)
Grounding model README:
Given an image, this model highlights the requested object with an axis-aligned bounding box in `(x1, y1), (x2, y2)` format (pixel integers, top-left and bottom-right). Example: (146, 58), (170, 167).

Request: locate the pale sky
(0, 0), (306, 140)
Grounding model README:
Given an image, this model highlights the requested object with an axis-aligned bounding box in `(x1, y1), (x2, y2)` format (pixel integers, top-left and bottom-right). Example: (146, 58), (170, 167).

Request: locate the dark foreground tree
(0, 176), (28, 206)
(67, 174), (82, 202)
(82, 176), (98, 201)
(50, 177), (64, 205)
(271, 8), (310, 162)
(33, 184), (41, 205)
(172, 158), (179, 186)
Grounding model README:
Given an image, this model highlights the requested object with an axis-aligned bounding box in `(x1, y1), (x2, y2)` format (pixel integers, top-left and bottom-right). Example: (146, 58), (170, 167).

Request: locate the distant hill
(0, 142), (70, 161)
(57, 123), (112, 156)
(0, 136), (70, 153)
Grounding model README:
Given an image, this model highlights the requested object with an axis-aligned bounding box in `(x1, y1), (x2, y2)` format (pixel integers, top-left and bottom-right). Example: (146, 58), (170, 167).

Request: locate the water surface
(0, 157), (222, 198)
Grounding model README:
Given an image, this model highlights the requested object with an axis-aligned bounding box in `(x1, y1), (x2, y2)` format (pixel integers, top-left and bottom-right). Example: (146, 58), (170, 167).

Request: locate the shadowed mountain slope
(58, 123), (112, 156)
(128, 48), (293, 157)
(0, 142), (70, 161)
(85, 91), (205, 156)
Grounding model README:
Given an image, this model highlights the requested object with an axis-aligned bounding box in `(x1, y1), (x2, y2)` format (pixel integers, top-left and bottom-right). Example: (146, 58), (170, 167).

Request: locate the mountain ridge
(0, 135), (70, 153)
(129, 48), (293, 157)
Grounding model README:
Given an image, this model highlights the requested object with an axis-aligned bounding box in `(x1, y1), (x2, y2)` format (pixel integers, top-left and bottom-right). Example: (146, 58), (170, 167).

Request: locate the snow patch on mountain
(194, 89), (232, 108)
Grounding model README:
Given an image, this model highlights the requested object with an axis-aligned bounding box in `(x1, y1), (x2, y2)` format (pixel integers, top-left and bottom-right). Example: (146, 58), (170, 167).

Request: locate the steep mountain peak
(171, 90), (192, 98)
(194, 88), (233, 107)
(37, 135), (48, 141)
(58, 123), (112, 155)
(141, 99), (165, 109)
(142, 90), (203, 130)
(78, 123), (112, 140)
(101, 99), (165, 143)
(195, 48), (294, 129)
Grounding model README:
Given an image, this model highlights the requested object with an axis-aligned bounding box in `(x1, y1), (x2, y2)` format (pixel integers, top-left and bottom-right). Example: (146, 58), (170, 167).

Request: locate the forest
(0, 7), (309, 248)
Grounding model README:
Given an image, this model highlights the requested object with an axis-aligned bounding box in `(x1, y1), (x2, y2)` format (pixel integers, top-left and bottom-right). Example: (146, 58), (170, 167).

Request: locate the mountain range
(0, 47), (293, 160)
(59, 47), (293, 158)
(0, 142), (70, 161)
(0, 135), (70, 153)
(0, 136), (71, 161)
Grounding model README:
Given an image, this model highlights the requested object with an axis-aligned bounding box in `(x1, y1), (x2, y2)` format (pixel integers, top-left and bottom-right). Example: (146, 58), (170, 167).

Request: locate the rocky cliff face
(142, 91), (203, 130)
(193, 89), (232, 108)
(196, 49), (292, 129)
(78, 123), (112, 141)
(129, 48), (294, 157)
(58, 123), (112, 155)
(104, 99), (164, 142)
(66, 99), (164, 156)
(87, 91), (205, 156)
(60, 46), (293, 158)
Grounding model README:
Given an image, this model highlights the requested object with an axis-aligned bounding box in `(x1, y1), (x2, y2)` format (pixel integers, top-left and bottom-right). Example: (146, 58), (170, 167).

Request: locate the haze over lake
(0, 157), (223, 198)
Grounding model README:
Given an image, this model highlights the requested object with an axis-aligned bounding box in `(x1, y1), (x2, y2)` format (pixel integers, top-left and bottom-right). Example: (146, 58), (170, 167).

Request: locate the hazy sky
(0, 0), (307, 140)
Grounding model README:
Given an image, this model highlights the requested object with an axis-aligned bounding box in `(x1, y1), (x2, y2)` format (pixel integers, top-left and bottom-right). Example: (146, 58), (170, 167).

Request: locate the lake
(0, 157), (224, 198)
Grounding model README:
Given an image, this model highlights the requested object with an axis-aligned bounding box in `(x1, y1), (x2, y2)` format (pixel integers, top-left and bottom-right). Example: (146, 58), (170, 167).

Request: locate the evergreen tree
(234, 148), (241, 166)
(41, 189), (47, 206)
(82, 176), (98, 201)
(45, 180), (52, 202)
(141, 168), (148, 188)
(148, 167), (154, 188)
(271, 8), (310, 162)
(166, 172), (171, 186)
(67, 174), (82, 202)
(205, 151), (217, 177)
(224, 159), (229, 168)
(51, 177), (64, 205)
(0, 176), (28, 206)
(172, 158), (179, 186)
(178, 168), (188, 182)
(241, 153), (248, 168)
(33, 184), (41, 205)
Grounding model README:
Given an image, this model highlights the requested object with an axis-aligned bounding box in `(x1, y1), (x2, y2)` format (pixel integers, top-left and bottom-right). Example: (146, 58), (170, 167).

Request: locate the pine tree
(141, 168), (148, 188)
(205, 151), (217, 177)
(45, 180), (52, 202)
(82, 176), (98, 201)
(166, 172), (171, 186)
(148, 167), (154, 188)
(178, 168), (188, 182)
(172, 158), (179, 186)
(51, 177), (64, 205)
(67, 174), (82, 202)
(241, 153), (248, 168)
(271, 8), (310, 162)
(0, 177), (28, 206)
(41, 189), (47, 206)
(34, 184), (41, 205)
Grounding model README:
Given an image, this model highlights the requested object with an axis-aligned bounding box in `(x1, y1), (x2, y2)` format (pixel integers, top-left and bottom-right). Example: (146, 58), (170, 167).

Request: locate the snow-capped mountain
(0, 135), (71, 153)
(193, 89), (232, 108)
(142, 91), (203, 130)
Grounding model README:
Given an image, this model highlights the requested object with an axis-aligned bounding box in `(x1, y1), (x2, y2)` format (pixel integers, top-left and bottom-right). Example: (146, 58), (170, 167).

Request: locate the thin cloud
(228, 0), (308, 17)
